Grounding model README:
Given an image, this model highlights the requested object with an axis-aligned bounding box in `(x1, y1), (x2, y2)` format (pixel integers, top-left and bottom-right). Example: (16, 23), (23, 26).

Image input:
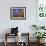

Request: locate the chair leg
(4, 41), (7, 46)
(4, 33), (7, 46)
(16, 34), (18, 46)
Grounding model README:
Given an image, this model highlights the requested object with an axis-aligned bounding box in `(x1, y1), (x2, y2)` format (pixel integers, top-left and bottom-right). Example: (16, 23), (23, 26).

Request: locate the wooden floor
(0, 42), (46, 46)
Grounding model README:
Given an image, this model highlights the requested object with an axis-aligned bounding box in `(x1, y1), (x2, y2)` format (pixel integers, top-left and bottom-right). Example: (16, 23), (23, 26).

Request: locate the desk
(4, 33), (18, 46)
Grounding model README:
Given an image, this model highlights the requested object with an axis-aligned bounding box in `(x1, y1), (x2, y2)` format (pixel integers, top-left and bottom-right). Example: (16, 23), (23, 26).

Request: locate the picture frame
(10, 7), (26, 20)
(36, 0), (46, 26)
(37, 0), (46, 18)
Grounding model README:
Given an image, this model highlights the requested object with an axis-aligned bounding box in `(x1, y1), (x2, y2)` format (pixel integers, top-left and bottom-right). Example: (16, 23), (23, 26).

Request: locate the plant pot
(37, 39), (40, 43)
(37, 39), (45, 44)
(40, 38), (45, 43)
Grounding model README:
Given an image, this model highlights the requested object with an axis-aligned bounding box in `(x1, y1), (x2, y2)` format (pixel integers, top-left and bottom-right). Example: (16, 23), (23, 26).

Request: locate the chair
(18, 33), (30, 46)
(4, 27), (19, 46)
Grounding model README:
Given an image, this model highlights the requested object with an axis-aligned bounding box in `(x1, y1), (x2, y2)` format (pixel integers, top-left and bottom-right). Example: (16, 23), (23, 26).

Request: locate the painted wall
(0, 0), (37, 42)
(0, 0), (37, 33)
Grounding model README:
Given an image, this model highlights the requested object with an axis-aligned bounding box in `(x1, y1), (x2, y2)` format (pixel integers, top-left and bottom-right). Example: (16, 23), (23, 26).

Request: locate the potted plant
(32, 25), (39, 30)
(33, 32), (46, 43)
(40, 26), (45, 29)
(32, 24), (45, 30)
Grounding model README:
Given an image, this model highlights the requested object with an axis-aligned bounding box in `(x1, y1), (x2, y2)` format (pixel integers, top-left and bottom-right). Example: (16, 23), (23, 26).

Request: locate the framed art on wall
(10, 7), (26, 20)
(36, 0), (46, 27)
(37, 0), (46, 18)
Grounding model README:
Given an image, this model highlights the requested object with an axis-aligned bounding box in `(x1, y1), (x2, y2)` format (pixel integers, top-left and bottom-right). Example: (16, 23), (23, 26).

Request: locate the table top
(6, 33), (17, 36)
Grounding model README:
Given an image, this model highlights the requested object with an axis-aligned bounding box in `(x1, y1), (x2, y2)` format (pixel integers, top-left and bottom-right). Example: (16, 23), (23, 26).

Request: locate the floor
(0, 42), (46, 46)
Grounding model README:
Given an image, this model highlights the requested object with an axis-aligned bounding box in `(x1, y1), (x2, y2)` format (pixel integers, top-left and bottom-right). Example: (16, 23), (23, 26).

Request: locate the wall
(0, 0), (37, 42)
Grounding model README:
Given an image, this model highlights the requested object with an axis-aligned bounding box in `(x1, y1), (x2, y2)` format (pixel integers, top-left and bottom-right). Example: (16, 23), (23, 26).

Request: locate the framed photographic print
(37, 0), (46, 18)
(36, 0), (46, 27)
(10, 7), (26, 20)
